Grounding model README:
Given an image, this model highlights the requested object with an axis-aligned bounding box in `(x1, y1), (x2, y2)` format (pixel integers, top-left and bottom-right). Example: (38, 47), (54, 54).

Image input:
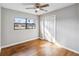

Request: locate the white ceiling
(1, 3), (75, 15)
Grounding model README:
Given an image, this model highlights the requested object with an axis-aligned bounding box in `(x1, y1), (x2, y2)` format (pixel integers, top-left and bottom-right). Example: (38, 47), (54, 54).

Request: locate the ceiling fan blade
(40, 4), (49, 8)
(40, 9), (48, 12)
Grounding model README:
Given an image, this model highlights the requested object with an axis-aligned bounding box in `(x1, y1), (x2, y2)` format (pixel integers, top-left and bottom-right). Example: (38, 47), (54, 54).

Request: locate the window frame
(14, 17), (36, 30)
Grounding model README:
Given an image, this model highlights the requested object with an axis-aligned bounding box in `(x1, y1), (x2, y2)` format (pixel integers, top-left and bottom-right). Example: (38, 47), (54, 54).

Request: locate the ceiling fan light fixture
(25, 3), (49, 13)
(36, 8), (40, 11)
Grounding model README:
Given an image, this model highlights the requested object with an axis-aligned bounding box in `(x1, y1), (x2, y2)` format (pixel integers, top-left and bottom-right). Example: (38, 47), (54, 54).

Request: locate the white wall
(0, 4), (1, 48)
(55, 4), (79, 52)
(1, 8), (39, 47)
(40, 4), (79, 52)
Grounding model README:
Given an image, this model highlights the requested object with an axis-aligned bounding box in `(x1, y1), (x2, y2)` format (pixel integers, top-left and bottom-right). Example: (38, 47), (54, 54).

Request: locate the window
(27, 19), (36, 29)
(14, 17), (35, 30)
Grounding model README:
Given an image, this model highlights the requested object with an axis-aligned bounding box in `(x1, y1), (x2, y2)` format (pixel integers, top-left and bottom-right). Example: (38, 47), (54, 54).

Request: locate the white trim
(1, 37), (39, 48)
(61, 45), (79, 54)
(1, 37), (79, 54)
(54, 41), (79, 54)
(53, 15), (56, 43)
(40, 38), (79, 54)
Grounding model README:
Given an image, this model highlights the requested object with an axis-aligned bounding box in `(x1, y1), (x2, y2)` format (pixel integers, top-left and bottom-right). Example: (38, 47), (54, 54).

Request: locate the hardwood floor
(1, 39), (79, 56)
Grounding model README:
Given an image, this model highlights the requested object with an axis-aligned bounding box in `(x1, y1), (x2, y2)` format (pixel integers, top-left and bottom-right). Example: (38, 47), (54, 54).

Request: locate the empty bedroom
(0, 3), (79, 56)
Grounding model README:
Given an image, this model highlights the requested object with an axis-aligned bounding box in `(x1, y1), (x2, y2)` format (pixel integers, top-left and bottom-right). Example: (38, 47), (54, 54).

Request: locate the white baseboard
(40, 38), (79, 54)
(1, 37), (79, 54)
(1, 37), (39, 49)
(54, 41), (79, 54)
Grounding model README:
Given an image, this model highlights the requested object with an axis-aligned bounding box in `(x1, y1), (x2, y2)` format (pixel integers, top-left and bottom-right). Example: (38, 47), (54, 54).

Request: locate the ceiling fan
(25, 3), (49, 13)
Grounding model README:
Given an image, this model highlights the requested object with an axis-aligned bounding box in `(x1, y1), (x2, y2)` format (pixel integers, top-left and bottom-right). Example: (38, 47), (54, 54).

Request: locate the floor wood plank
(1, 39), (79, 56)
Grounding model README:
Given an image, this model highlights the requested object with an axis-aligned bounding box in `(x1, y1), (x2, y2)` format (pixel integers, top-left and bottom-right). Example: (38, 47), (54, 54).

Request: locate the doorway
(40, 15), (56, 43)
